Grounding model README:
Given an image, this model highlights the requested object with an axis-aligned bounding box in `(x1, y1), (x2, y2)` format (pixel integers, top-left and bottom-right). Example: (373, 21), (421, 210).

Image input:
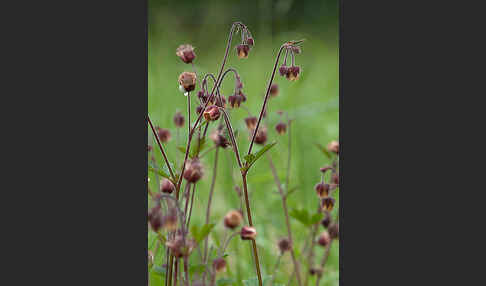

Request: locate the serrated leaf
(243, 141), (277, 171)
(148, 165), (170, 179)
(289, 208), (310, 226)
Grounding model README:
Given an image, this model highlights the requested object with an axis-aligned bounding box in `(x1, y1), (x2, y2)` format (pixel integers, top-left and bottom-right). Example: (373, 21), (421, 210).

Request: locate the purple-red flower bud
(203, 105), (221, 121)
(275, 122), (287, 135)
(161, 178), (175, 194)
(240, 226), (257, 240)
(176, 44), (196, 64)
(269, 83), (279, 97)
(321, 196), (336, 212)
(318, 231), (331, 246)
(245, 116), (258, 130)
(178, 72), (196, 92)
(315, 183), (330, 198)
(183, 158), (204, 183)
(236, 44), (250, 59)
(155, 127), (171, 143)
(213, 258), (227, 273)
(224, 210), (243, 229)
(173, 111), (185, 128)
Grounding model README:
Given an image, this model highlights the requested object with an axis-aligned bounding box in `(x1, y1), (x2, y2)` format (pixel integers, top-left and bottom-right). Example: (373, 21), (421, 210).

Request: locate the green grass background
(148, 1), (339, 285)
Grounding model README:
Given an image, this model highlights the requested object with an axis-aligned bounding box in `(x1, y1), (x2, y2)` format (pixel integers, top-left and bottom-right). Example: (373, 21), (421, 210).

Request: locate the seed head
(240, 226), (257, 240)
(203, 105), (221, 121)
(277, 238), (292, 254)
(275, 122), (287, 135)
(236, 44), (250, 59)
(183, 158), (204, 183)
(254, 127), (268, 145)
(245, 116), (258, 130)
(327, 140), (339, 154)
(287, 66), (301, 81)
(161, 178), (175, 194)
(269, 83), (279, 97)
(224, 210), (243, 229)
(178, 72), (196, 92)
(156, 127), (171, 143)
(321, 196), (335, 212)
(315, 183), (330, 198)
(176, 44), (196, 64)
(212, 258), (227, 273)
(173, 111), (185, 128)
(328, 222), (339, 239)
(318, 231), (331, 246)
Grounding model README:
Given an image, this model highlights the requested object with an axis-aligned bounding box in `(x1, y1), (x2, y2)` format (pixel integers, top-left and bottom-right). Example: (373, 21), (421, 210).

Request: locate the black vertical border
(338, 0), (343, 284)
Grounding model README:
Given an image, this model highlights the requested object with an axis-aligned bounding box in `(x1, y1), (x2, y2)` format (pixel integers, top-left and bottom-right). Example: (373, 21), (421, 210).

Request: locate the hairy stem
(219, 108), (243, 168)
(268, 156), (303, 286)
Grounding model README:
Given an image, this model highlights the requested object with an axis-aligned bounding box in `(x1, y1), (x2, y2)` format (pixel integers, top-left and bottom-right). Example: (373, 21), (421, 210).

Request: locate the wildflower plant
(147, 21), (339, 286)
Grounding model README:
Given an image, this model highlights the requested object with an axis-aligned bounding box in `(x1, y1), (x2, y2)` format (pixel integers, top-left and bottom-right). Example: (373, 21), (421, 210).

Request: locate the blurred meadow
(148, 0), (339, 285)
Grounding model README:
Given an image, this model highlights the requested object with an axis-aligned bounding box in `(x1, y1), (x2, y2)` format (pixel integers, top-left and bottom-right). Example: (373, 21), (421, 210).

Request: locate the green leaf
(309, 213), (324, 225)
(315, 143), (331, 159)
(243, 141), (277, 171)
(177, 146), (186, 154)
(191, 138), (207, 158)
(148, 165), (170, 179)
(289, 208), (310, 226)
(196, 223), (215, 243)
(151, 266), (166, 277)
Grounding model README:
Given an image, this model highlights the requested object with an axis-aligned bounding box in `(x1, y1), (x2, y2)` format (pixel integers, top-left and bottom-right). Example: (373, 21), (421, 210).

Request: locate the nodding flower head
(240, 226), (257, 240)
(321, 212), (331, 228)
(161, 209), (178, 231)
(203, 105), (221, 121)
(278, 238), (292, 254)
(176, 44), (196, 64)
(327, 140), (339, 154)
(275, 122), (287, 135)
(213, 258), (227, 273)
(246, 37), (255, 47)
(210, 126), (230, 148)
(254, 127), (268, 145)
(245, 116), (258, 130)
(178, 72), (196, 92)
(328, 222), (339, 239)
(166, 235), (195, 258)
(315, 182), (330, 198)
(196, 105), (204, 115)
(279, 65), (289, 77)
(320, 166), (333, 174)
(183, 158), (204, 183)
(224, 210), (243, 229)
(161, 178), (175, 194)
(148, 205), (163, 232)
(287, 66), (301, 81)
(291, 46), (302, 54)
(228, 92), (246, 108)
(321, 196), (336, 212)
(269, 83), (279, 97)
(318, 231), (331, 247)
(156, 127), (171, 143)
(173, 111), (185, 128)
(216, 94), (227, 108)
(236, 44), (250, 59)
(210, 128), (230, 148)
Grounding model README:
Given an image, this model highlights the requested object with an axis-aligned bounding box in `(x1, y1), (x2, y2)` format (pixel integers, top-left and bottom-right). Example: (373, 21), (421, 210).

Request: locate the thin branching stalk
(184, 257), (190, 286)
(315, 240), (334, 286)
(286, 118), (292, 188)
(147, 115), (176, 180)
(268, 156), (303, 286)
(304, 203), (321, 286)
(219, 109), (243, 168)
(247, 44), (287, 155)
(186, 183), (196, 229)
